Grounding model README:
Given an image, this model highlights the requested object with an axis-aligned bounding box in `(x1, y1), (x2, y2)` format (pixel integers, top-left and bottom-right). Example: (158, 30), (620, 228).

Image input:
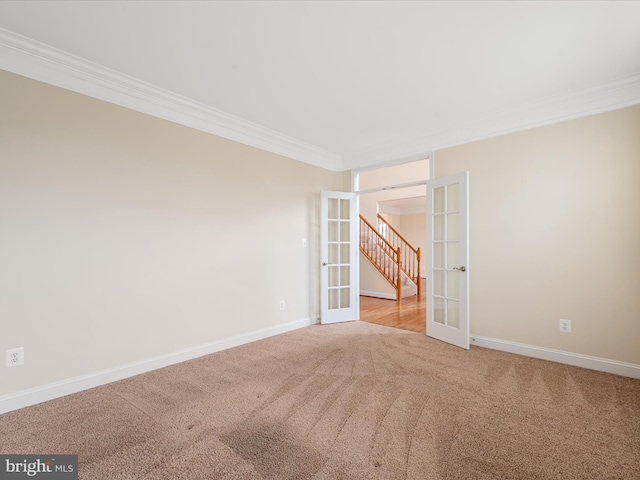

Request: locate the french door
(426, 172), (469, 348)
(320, 191), (359, 324)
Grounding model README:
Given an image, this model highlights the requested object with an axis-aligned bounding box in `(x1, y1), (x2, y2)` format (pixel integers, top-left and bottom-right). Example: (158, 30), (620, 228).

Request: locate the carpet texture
(1, 321), (639, 479)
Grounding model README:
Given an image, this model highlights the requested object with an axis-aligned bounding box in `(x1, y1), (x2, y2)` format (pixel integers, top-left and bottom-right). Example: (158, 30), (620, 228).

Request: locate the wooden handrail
(376, 213), (422, 297)
(377, 213), (419, 256)
(361, 214), (396, 252)
(359, 215), (403, 301)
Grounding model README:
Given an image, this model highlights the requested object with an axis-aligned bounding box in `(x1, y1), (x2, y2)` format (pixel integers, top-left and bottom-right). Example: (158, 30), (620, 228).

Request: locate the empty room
(1, 2), (639, 479)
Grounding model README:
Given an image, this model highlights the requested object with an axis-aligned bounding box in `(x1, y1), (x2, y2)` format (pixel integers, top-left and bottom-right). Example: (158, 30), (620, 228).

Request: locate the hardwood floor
(359, 283), (426, 333)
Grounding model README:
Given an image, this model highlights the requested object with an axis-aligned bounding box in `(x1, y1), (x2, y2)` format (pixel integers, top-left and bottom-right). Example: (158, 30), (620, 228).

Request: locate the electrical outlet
(279, 300), (285, 310)
(559, 319), (571, 333)
(6, 347), (24, 367)
(301, 238), (307, 248)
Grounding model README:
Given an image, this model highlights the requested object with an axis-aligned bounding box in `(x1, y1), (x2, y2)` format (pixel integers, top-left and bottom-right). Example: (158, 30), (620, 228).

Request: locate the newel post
(416, 247), (421, 297)
(395, 247), (402, 301)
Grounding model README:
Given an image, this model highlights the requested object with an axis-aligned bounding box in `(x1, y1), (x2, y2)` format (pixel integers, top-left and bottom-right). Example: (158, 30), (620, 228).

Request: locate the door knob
(453, 266), (466, 272)
(322, 262), (328, 266)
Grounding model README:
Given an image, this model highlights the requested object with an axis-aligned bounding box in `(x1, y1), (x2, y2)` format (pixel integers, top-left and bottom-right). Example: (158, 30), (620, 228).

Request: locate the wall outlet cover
(559, 319), (572, 333)
(6, 347), (24, 367)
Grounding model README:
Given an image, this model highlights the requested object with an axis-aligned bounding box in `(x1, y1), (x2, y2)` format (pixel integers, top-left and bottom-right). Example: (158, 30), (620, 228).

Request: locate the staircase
(359, 214), (421, 301)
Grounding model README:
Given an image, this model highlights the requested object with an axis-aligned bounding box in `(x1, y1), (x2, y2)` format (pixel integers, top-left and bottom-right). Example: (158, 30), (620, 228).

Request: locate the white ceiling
(1, 1), (639, 171)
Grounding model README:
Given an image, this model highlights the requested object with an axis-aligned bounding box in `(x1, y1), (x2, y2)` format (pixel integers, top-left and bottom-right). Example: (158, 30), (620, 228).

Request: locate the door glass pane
(321, 192), (357, 324)
(426, 175), (467, 346)
(447, 270), (459, 300)
(434, 187), (445, 213)
(447, 299), (460, 328)
(340, 199), (350, 219)
(447, 213), (459, 241)
(340, 221), (350, 241)
(329, 289), (339, 310)
(434, 243), (445, 268)
(447, 242), (459, 269)
(340, 266), (350, 286)
(328, 198), (339, 220)
(434, 296), (445, 324)
(434, 215), (445, 241)
(328, 244), (338, 264)
(447, 184), (459, 212)
(340, 244), (350, 264)
(329, 221), (338, 242)
(340, 288), (350, 308)
(434, 269), (445, 296)
(328, 266), (339, 287)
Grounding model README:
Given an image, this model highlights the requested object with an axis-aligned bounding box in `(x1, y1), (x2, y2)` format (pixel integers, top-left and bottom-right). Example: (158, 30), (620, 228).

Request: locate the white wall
(0, 70), (348, 397)
(435, 105), (640, 365)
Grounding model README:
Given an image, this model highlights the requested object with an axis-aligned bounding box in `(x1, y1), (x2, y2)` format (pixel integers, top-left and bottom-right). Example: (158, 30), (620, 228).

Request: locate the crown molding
(3, 28), (639, 174)
(342, 73), (640, 171)
(0, 28), (343, 171)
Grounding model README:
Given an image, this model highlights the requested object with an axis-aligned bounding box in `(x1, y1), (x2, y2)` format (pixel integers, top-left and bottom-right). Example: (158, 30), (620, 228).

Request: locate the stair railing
(359, 215), (402, 301)
(376, 213), (421, 296)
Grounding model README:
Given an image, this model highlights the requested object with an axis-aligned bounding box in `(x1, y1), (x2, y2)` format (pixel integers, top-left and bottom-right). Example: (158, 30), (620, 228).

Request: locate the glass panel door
(426, 173), (469, 348)
(321, 191), (358, 324)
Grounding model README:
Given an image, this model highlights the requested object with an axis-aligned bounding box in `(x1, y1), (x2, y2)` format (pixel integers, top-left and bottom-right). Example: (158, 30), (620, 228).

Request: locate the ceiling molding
(342, 73), (640, 171)
(0, 28), (343, 171)
(2, 27), (639, 174)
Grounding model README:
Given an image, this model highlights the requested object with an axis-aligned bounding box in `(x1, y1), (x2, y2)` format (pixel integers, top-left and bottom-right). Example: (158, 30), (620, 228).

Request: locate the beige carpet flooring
(1, 321), (638, 479)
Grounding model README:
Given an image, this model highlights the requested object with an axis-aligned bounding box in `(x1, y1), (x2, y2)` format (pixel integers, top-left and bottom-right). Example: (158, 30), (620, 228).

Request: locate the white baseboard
(360, 290), (396, 300)
(0, 317), (317, 415)
(471, 335), (640, 379)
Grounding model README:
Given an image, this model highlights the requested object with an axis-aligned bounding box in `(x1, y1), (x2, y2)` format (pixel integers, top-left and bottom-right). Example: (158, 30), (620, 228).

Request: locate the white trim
(354, 152), (434, 175)
(2, 28), (639, 172)
(353, 156), (431, 196)
(342, 74), (640, 170)
(0, 28), (342, 172)
(355, 179), (428, 196)
(359, 291), (396, 300)
(429, 152), (435, 180)
(471, 335), (640, 380)
(0, 317), (316, 415)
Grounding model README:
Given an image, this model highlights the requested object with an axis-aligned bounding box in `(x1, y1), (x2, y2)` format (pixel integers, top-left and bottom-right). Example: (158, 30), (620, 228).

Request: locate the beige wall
(358, 158), (429, 191)
(0, 70), (348, 396)
(2, 67), (636, 400)
(359, 185), (425, 222)
(398, 213), (427, 276)
(434, 105), (640, 364)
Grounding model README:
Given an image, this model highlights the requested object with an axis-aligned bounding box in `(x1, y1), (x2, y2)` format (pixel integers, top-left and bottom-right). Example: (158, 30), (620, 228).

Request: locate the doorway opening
(354, 158), (430, 333)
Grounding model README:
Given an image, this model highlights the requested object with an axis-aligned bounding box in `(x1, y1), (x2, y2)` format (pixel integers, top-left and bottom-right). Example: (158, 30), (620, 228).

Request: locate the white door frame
(352, 155), (433, 305)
